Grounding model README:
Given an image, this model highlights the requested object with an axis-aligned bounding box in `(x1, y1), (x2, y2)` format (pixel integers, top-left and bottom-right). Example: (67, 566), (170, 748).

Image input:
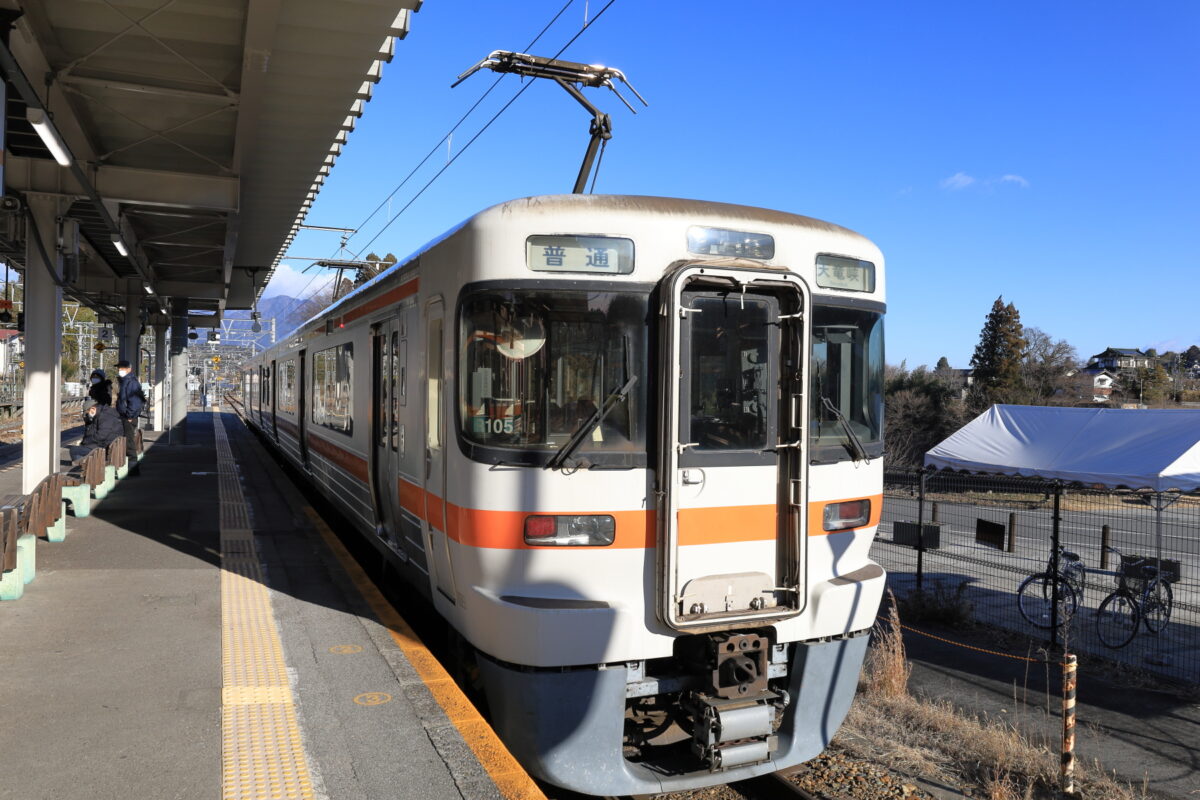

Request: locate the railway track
(574, 771), (846, 800)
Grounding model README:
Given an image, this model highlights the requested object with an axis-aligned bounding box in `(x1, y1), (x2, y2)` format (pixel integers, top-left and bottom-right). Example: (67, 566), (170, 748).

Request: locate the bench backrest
(83, 447), (105, 485)
(0, 503), (18, 573)
(106, 437), (127, 470)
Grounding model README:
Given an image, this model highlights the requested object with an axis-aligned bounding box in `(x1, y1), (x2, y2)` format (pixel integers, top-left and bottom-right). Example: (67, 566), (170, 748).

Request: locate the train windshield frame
(457, 281), (652, 468)
(810, 300), (885, 463)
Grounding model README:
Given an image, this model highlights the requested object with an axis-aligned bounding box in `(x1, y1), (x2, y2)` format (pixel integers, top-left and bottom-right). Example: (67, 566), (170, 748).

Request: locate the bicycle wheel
(1096, 591), (1140, 649)
(1018, 573), (1077, 629)
(1141, 579), (1173, 633)
(1064, 561), (1086, 604)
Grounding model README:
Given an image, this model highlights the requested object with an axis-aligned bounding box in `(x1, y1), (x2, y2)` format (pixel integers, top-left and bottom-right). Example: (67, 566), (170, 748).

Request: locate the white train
(240, 194), (886, 796)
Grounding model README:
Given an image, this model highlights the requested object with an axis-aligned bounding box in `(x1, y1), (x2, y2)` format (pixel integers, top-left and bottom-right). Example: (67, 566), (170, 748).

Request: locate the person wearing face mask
(69, 399), (123, 461)
(114, 359), (146, 475)
(88, 369), (113, 406)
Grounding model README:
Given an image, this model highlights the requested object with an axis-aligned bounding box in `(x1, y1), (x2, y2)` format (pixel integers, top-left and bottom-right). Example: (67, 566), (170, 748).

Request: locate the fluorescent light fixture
(111, 234), (129, 257)
(26, 108), (72, 167)
(142, 282), (153, 295)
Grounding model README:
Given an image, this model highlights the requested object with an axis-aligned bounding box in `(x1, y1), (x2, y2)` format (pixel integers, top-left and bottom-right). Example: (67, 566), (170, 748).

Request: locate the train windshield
(810, 304), (885, 462)
(459, 288), (649, 467)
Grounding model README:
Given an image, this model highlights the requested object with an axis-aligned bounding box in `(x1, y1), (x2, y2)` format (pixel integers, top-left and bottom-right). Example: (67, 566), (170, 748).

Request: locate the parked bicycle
(1095, 545), (1175, 649)
(1017, 545), (1085, 629)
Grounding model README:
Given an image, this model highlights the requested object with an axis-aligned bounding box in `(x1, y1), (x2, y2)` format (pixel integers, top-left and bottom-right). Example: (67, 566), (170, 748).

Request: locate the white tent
(925, 405), (1200, 492)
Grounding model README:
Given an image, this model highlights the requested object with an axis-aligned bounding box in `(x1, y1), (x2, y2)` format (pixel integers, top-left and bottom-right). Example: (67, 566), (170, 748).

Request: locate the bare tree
(1020, 327), (1079, 403)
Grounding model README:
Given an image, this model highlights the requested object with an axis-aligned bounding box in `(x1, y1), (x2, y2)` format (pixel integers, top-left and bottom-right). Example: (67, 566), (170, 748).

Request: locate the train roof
(476, 194), (868, 240)
(282, 194), (874, 343)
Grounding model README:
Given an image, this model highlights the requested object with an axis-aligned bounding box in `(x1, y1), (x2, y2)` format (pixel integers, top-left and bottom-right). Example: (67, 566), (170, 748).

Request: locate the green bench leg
(0, 567), (23, 600)
(116, 462), (129, 480)
(98, 466), (117, 497)
(17, 533), (35, 584)
(63, 485), (93, 518)
(46, 502), (67, 543)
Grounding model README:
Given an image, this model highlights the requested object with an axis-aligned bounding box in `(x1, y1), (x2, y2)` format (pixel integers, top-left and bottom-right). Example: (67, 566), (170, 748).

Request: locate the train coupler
(681, 631), (787, 771)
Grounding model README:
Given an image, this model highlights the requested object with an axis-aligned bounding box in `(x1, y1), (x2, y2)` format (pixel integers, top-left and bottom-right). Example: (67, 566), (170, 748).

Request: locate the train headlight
(822, 499), (871, 531)
(524, 515), (616, 546)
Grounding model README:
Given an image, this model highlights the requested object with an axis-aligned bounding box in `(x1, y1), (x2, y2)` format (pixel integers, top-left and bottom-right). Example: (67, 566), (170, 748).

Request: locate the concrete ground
(0, 412), (533, 800)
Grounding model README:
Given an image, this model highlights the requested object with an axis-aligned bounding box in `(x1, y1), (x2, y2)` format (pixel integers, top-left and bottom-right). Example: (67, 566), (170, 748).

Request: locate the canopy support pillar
(21, 194), (64, 493)
(169, 300), (189, 444)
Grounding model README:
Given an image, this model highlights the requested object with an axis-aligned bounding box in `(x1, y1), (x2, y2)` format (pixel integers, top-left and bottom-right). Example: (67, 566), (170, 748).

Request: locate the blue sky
(265, 1), (1200, 369)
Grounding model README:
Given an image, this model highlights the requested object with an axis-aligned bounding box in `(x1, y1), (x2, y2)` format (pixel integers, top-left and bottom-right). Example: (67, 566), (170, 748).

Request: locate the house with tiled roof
(1088, 348), (1153, 371)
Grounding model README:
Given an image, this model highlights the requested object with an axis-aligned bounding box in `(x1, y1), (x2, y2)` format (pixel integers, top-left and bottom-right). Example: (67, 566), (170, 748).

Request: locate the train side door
(371, 320), (403, 551)
(269, 359), (278, 438)
(297, 350), (309, 465)
(657, 265), (809, 630)
(423, 297), (456, 601)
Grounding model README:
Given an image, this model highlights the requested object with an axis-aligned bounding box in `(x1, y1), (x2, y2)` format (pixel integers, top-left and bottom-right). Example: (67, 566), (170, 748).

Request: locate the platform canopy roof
(0, 0), (419, 323)
(925, 404), (1200, 492)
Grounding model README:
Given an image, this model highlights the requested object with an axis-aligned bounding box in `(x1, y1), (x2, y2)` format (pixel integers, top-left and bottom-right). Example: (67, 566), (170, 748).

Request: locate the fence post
(916, 470), (927, 591)
(1061, 653), (1077, 798)
(1007, 511), (1017, 553)
(1100, 524), (1111, 570)
(930, 501), (939, 523)
(1049, 481), (1064, 647)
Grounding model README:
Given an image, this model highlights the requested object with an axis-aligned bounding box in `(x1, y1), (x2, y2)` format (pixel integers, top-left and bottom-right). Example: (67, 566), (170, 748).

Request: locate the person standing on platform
(88, 368), (113, 406)
(115, 359), (146, 476)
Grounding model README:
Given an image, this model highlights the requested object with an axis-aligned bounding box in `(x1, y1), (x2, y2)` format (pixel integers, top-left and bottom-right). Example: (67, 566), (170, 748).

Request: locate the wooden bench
(0, 492), (36, 599)
(40, 472), (66, 542)
(102, 436), (127, 494)
(0, 500), (22, 599)
(134, 428), (145, 462)
(63, 448), (106, 517)
(0, 472), (71, 600)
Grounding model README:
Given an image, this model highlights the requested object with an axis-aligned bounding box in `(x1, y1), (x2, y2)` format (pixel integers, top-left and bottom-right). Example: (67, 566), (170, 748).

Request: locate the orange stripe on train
(396, 478), (882, 550)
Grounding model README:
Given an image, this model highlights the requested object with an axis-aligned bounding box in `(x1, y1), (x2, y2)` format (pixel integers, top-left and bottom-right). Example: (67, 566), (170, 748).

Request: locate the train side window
(389, 332), (400, 452)
(426, 319), (442, 450)
(397, 335), (407, 407)
(279, 360), (296, 414)
(312, 343), (354, 435)
(379, 333), (391, 449)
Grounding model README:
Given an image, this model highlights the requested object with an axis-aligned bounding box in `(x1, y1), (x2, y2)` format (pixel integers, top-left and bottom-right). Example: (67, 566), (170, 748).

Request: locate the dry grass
(862, 591), (911, 698)
(845, 596), (1152, 800)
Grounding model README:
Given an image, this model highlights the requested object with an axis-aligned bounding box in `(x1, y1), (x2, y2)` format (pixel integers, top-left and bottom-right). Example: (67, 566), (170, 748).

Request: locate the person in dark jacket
(88, 368), (113, 406)
(68, 400), (123, 462)
(115, 359), (145, 474)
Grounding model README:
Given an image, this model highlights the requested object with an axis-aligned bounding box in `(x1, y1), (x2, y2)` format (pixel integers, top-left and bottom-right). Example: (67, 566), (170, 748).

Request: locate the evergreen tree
(935, 356), (951, 371)
(969, 297), (1026, 407)
(1187, 345), (1200, 368)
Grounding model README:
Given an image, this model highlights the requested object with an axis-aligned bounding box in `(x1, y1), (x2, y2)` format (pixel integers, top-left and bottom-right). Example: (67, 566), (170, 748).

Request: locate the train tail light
(822, 499), (871, 531)
(523, 515), (616, 546)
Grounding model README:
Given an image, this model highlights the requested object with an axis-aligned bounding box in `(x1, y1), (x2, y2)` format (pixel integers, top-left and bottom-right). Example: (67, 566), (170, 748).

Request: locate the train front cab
(471, 259), (885, 796)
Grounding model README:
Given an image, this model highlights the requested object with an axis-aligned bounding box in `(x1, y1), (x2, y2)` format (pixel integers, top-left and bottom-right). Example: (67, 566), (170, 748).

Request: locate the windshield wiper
(821, 396), (870, 463)
(545, 375), (638, 470)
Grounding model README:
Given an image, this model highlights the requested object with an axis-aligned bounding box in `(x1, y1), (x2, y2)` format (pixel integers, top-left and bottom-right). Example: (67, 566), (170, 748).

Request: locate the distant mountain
(225, 294), (314, 348)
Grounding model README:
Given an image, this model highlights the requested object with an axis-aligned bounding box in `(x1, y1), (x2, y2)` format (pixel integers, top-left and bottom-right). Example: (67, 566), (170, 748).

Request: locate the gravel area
(650, 750), (938, 800)
(784, 750), (936, 799)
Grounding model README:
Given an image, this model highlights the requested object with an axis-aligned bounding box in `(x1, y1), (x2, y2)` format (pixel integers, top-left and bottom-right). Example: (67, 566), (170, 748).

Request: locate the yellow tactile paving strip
(216, 417), (316, 800)
(303, 507), (547, 800)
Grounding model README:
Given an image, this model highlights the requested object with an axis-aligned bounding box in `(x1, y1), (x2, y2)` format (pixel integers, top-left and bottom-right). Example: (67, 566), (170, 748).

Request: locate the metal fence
(875, 469), (1200, 686)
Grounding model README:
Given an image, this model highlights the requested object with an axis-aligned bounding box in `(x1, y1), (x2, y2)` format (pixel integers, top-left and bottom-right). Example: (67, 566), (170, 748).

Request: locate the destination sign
(526, 235), (634, 274)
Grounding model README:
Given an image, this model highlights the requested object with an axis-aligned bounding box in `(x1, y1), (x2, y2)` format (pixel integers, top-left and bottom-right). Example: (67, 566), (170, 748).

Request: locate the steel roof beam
(5, 155), (239, 212)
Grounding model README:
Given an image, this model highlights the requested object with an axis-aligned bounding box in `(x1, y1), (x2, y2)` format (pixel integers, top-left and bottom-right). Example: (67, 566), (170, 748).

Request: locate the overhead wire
(350, 0), (620, 260)
(340, 0), (578, 249)
(272, 0), (586, 326)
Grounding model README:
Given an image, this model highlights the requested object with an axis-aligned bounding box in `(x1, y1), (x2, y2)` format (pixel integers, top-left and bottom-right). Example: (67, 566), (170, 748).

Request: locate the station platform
(0, 411), (544, 800)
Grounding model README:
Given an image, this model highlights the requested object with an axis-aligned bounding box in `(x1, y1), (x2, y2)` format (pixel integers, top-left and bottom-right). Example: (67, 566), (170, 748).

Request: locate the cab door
(423, 297), (456, 601)
(657, 265), (809, 630)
